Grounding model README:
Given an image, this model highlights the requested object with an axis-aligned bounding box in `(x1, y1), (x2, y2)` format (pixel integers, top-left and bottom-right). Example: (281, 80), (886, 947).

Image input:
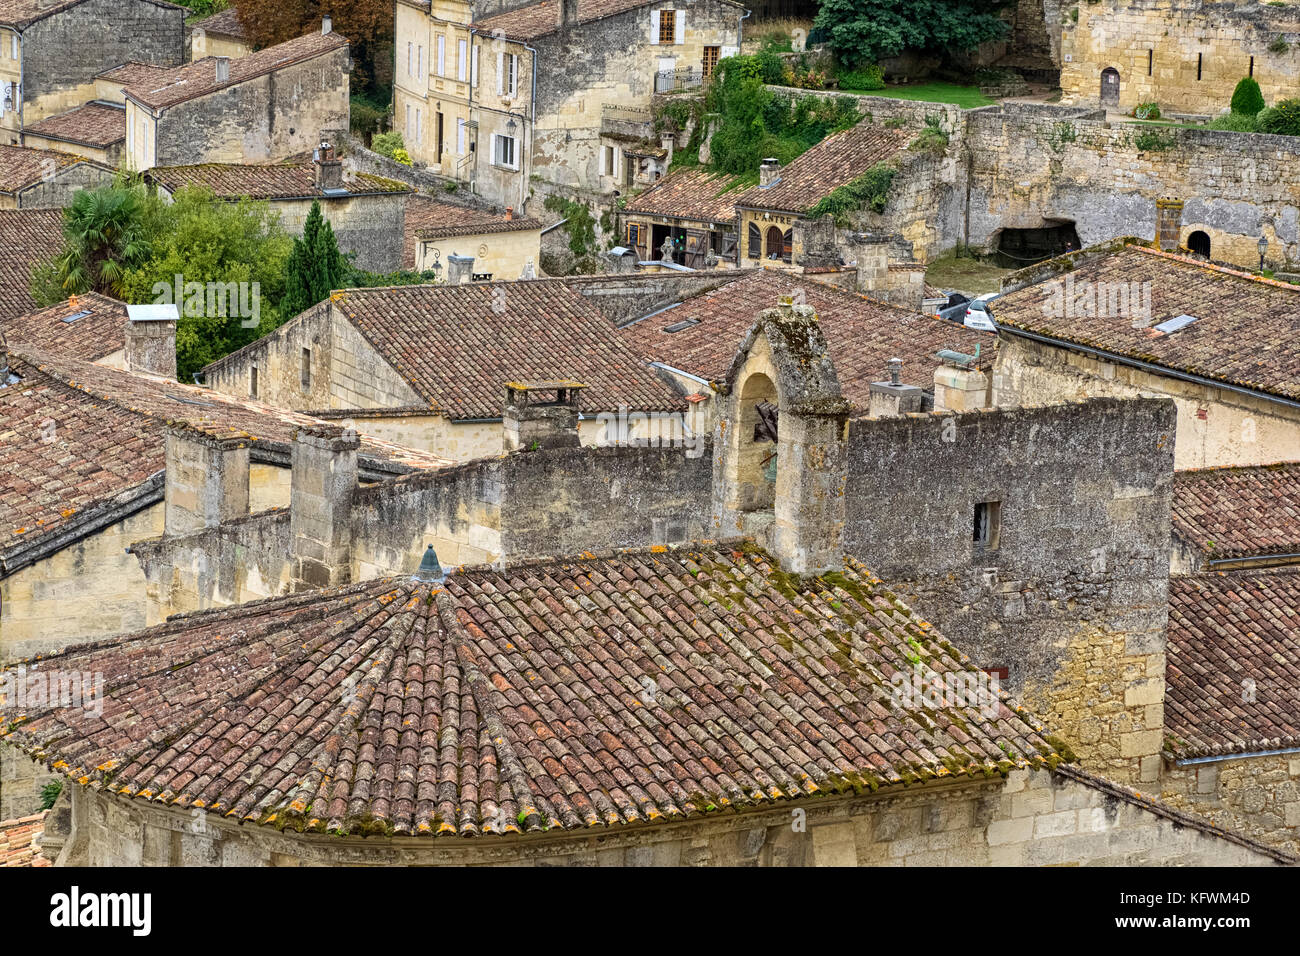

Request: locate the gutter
(649, 361), (710, 387)
(1207, 551), (1300, 570)
(1000, 325), (1300, 412)
(540, 217), (568, 235)
(1173, 745), (1300, 767)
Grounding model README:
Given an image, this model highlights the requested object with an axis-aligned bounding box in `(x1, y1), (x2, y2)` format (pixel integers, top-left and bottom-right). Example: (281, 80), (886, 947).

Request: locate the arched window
(736, 372), (779, 513)
(765, 225), (784, 260)
(1187, 230), (1211, 258)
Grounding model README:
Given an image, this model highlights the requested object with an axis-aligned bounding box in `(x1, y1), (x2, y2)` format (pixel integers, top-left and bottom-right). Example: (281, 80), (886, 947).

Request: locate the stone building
(21, 101), (125, 165)
(0, 0), (184, 146)
(144, 149), (414, 272)
(404, 193), (544, 278)
(1170, 462), (1300, 574)
(0, 142), (112, 208)
(189, 6), (252, 61)
(621, 165), (741, 267)
(199, 279), (689, 461)
(122, 25), (350, 170)
(394, 0), (743, 212)
(991, 238), (1300, 469)
(1061, 0), (1300, 115)
(2, 298), (1292, 866)
(0, 207), (61, 319)
(1, 291), (130, 365)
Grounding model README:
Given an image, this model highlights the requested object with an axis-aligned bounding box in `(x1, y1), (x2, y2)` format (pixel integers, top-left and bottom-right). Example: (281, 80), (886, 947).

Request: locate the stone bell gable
(711, 297), (852, 575)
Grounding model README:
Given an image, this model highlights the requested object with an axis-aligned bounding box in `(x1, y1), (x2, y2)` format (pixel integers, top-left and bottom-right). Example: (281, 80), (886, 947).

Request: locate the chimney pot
(505, 206), (513, 221)
(888, 357), (902, 386)
(214, 55), (230, 84)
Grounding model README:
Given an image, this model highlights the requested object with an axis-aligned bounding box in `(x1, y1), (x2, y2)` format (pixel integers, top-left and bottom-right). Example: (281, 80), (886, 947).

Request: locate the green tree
(46, 177), (160, 299)
(283, 200), (344, 318)
(813, 0), (1012, 68)
(1230, 76), (1266, 116)
(1258, 99), (1300, 135)
(117, 187), (292, 381)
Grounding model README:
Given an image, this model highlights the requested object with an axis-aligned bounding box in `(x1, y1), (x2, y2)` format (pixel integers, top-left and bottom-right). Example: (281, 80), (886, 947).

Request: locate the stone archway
(1100, 67), (1120, 108)
(1187, 230), (1211, 258)
(735, 372), (779, 514)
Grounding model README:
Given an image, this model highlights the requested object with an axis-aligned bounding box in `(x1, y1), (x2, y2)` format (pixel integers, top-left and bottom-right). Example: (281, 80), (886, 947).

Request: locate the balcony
(654, 68), (704, 94)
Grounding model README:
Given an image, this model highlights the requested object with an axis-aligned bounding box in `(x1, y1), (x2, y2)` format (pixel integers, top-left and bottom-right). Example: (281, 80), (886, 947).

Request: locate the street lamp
(1259, 235), (1268, 271)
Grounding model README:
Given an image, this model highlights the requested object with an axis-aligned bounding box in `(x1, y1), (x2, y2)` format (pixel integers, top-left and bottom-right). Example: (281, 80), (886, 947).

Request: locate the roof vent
(412, 544), (446, 583)
(663, 318), (700, 333)
(1153, 313), (1198, 335)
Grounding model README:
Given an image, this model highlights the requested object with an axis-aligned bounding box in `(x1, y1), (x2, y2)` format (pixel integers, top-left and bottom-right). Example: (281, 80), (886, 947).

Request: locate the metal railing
(654, 68), (704, 93)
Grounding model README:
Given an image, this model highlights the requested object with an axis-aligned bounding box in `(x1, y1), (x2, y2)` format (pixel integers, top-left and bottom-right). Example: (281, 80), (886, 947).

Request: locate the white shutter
(437, 36), (445, 76)
(407, 42), (413, 76)
(496, 51), (503, 95)
(720, 45), (738, 59)
(457, 118), (466, 155)
(471, 44), (478, 87)
(650, 10), (660, 44)
(458, 39), (467, 81)
(490, 132), (499, 165)
(674, 12), (684, 45)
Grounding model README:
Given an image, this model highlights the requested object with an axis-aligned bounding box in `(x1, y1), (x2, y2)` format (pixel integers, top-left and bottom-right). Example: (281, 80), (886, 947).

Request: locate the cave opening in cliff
(988, 221), (1082, 267)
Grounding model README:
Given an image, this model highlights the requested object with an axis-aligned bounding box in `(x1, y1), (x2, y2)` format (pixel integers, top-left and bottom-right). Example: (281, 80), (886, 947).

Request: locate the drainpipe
(15, 28), (23, 141)
(738, 9), (750, 49)
(468, 28), (478, 189)
(523, 40), (538, 215)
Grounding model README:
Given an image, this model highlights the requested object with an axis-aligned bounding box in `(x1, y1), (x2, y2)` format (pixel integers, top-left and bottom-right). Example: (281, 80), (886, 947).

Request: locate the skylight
(62, 311), (93, 324)
(1153, 314), (1198, 334)
(663, 318), (700, 333)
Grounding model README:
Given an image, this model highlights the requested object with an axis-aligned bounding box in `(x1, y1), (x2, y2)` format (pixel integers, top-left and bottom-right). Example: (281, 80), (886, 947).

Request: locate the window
(471, 44), (479, 87)
(418, 44), (424, 78)
(747, 222), (761, 259)
(659, 9), (676, 44)
(416, 108), (423, 143)
(407, 41), (413, 76)
(493, 132), (518, 169)
(702, 46), (720, 77)
(498, 51), (518, 97)
(1250, 55), (1255, 78)
(301, 348), (311, 389)
(602, 144), (616, 176)
(457, 117), (466, 155)
(1147, 49), (1152, 76)
(436, 36), (445, 76)
(1197, 52), (1203, 81)
(973, 501), (1000, 550)
(250, 366), (259, 400)
(458, 39), (468, 81)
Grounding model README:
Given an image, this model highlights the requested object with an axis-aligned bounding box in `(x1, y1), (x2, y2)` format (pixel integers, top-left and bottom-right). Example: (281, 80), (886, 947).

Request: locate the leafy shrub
(1258, 99), (1300, 134)
(1130, 101), (1161, 120)
(1045, 120), (1078, 152)
(40, 779), (63, 811)
(392, 148), (412, 165)
(1230, 76), (1265, 115)
(350, 95), (387, 140)
(1270, 35), (1291, 54)
(837, 64), (885, 90)
(806, 161), (897, 221)
(908, 114), (949, 154)
(371, 131), (405, 160)
(1132, 128), (1176, 151)
(1207, 111), (1259, 132)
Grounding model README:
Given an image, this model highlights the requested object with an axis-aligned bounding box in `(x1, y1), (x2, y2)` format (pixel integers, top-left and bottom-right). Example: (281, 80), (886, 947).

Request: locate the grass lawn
(925, 251), (1016, 296)
(838, 81), (995, 108)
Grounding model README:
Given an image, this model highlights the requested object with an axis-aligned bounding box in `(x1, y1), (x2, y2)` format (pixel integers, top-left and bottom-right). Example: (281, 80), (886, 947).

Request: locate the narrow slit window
(1249, 56), (1254, 78)
(301, 347), (311, 389)
(1147, 50), (1153, 76)
(1197, 52), (1203, 81)
(973, 501), (1001, 550)
(250, 365), (259, 400)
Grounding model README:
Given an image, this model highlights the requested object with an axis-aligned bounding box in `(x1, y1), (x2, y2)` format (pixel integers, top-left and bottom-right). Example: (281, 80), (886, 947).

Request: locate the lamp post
(1259, 235), (1268, 271)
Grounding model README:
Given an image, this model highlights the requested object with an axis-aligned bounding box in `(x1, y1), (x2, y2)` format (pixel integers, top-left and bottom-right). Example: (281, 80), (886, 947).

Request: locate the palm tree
(54, 179), (153, 297)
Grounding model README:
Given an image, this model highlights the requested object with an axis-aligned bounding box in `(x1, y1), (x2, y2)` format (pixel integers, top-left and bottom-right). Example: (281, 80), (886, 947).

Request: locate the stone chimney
(215, 55), (230, 84)
(290, 425), (359, 591)
(1155, 198), (1184, 252)
(322, 15), (333, 35)
(661, 133), (674, 166)
(933, 349), (989, 413)
(446, 253), (475, 285)
(503, 381), (585, 451)
(125, 303), (178, 380)
(868, 358), (924, 417)
(559, 0), (578, 28)
(854, 233), (890, 294)
(758, 158), (781, 188)
(314, 140), (344, 190)
(163, 422), (250, 536)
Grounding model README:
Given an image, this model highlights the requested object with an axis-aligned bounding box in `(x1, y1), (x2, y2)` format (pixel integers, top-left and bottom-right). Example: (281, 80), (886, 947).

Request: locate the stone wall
(4, 162), (114, 210)
(567, 269), (753, 325)
(1162, 754), (1300, 857)
(20, 0), (184, 124)
(152, 45), (350, 166)
(270, 192), (409, 273)
(843, 398), (1177, 785)
(993, 333), (1300, 469)
(50, 763), (1287, 866)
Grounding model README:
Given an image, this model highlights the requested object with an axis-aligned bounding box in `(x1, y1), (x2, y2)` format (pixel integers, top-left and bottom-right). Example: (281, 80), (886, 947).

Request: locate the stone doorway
(1187, 230), (1211, 258)
(1100, 68), (1120, 108)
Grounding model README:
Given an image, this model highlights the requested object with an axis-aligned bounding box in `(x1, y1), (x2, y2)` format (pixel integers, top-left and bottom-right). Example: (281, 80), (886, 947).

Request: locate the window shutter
(407, 42), (413, 76)
(496, 51), (504, 94)
(491, 132), (499, 165)
(674, 12), (684, 45)
(720, 45), (738, 59)
(437, 36), (445, 76)
(471, 45), (479, 87)
(458, 39), (467, 81)
(650, 10), (660, 44)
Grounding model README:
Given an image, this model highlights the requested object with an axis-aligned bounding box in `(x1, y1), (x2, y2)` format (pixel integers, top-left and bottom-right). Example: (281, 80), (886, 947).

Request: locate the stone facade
(0, 0), (183, 143)
(1162, 755), (1300, 857)
(47, 762), (1286, 866)
(1061, 0), (1300, 115)
(0, 155), (114, 209)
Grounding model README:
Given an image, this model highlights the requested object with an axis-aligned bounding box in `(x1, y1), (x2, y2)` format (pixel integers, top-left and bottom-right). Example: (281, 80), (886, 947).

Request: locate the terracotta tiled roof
(1, 293), (127, 363)
(618, 270), (995, 411)
(144, 163), (411, 200)
(734, 122), (912, 214)
(0, 144), (99, 196)
(95, 60), (174, 89)
(473, 0), (667, 41)
(124, 31), (348, 110)
(330, 282), (684, 419)
(409, 195), (541, 241)
(993, 242), (1300, 403)
(0, 345), (449, 567)
(0, 542), (1065, 837)
(623, 167), (742, 225)
(194, 5), (247, 40)
(1173, 462), (1300, 563)
(0, 209), (64, 321)
(1, 0), (182, 28)
(1167, 569), (1300, 759)
(23, 102), (126, 149)
(0, 812), (49, 867)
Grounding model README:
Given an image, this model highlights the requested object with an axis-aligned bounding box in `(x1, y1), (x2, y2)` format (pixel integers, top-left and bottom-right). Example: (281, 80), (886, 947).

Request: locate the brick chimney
(214, 55), (230, 84)
(125, 303), (178, 380)
(759, 158), (781, 188)
(868, 358), (924, 417)
(1155, 198), (1183, 252)
(290, 425), (359, 591)
(503, 381), (585, 451)
(559, 0), (578, 28)
(163, 422), (250, 536)
(314, 140), (344, 190)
